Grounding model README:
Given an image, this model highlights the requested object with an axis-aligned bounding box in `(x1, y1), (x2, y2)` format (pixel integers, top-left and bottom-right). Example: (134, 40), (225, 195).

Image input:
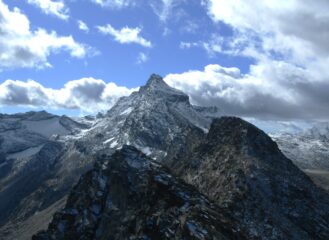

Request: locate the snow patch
(120, 107), (133, 116)
(110, 141), (119, 148)
(103, 137), (115, 144)
(141, 147), (152, 156)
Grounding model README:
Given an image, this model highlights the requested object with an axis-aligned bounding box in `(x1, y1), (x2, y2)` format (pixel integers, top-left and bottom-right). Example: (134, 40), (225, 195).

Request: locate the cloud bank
(204, 0), (329, 65)
(0, 78), (137, 114)
(165, 63), (329, 121)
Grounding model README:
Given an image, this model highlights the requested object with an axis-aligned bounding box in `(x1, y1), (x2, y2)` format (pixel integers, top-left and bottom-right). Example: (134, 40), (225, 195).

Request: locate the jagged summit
(145, 73), (167, 87)
(140, 74), (188, 99)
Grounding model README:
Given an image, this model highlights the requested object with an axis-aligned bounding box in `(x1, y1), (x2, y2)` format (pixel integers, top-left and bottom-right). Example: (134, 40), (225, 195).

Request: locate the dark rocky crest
(33, 146), (240, 240)
(177, 117), (329, 239)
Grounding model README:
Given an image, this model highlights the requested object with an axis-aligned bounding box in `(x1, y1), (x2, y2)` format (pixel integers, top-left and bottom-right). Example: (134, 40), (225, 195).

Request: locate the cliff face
(33, 146), (240, 240)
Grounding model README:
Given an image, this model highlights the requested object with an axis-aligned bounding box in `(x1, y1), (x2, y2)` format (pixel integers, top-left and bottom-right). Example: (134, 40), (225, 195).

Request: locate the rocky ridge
(33, 146), (240, 240)
(35, 117), (329, 240)
(174, 117), (329, 239)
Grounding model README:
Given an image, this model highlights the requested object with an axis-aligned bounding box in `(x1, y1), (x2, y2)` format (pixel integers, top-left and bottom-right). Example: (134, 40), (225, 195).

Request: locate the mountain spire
(144, 73), (169, 89)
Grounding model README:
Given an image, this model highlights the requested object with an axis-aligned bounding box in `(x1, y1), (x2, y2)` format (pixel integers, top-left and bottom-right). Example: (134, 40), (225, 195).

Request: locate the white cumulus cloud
(0, 0), (89, 69)
(97, 24), (152, 48)
(27, 0), (69, 20)
(203, 0), (329, 66)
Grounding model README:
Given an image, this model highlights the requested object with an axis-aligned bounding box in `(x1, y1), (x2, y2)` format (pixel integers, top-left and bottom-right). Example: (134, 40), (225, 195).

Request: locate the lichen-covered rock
(33, 146), (240, 240)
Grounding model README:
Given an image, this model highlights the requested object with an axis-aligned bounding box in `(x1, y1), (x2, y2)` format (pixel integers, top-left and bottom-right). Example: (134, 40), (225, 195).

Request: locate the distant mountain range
(273, 123), (329, 191)
(0, 74), (328, 239)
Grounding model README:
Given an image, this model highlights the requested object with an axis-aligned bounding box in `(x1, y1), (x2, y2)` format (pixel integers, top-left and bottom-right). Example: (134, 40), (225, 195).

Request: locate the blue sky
(2, 0), (251, 89)
(1, 0), (329, 121)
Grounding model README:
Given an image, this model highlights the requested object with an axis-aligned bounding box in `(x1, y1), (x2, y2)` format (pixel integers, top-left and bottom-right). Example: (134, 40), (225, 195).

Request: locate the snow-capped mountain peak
(79, 74), (222, 158)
